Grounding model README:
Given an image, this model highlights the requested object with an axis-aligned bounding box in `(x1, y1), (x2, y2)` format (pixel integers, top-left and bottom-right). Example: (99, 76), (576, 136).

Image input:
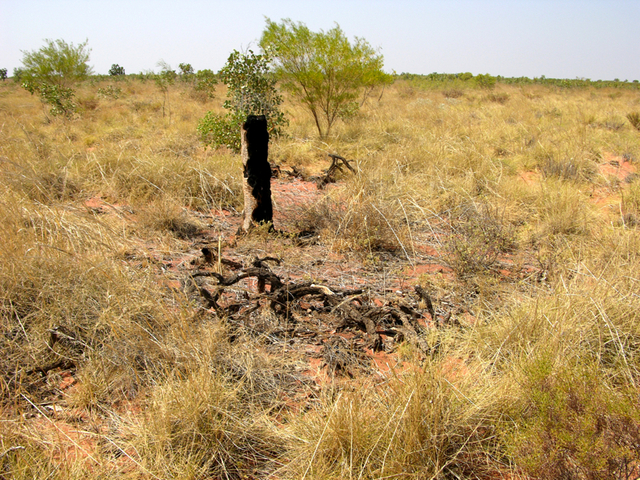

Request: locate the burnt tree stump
(241, 115), (273, 232)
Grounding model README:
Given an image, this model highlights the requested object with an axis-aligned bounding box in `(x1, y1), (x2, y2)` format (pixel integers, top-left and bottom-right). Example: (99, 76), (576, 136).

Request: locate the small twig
(0, 446), (25, 459)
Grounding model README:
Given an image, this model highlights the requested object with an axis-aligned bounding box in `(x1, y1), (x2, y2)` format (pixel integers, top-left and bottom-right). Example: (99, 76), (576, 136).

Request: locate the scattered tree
(109, 64), (125, 76)
(193, 69), (217, 99)
(155, 60), (177, 120)
(12, 68), (24, 83)
(179, 63), (195, 77)
(0, 69), (7, 81)
(260, 18), (391, 138)
(198, 50), (286, 152)
(20, 38), (93, 117)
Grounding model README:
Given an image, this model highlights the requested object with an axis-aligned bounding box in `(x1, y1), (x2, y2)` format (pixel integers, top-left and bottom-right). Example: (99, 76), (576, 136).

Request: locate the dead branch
(185, 256), (438, 355)
(317, 154), (356, 189)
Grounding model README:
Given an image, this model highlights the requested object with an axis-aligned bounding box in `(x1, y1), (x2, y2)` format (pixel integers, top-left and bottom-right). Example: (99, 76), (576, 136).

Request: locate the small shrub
(443, 202), (517, 279)
(97, 84), (122, 99)
(178, 62), (194, 77)
(197, 111), (243, 152)
(538, 184), (591, 236)
(602, 118), (626, 131)
(137, 200), (203, 239)
(77, 95), (99, 111)
(26, 83), (77, 117)
(12, 67), (24, 82)
(620, 181), (640, 227)
(294, 197), (407, 254)
(510, 362), (640, 480)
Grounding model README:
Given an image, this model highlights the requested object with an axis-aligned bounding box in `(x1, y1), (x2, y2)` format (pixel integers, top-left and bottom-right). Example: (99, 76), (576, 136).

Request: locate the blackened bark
(241, 115), (273, 232)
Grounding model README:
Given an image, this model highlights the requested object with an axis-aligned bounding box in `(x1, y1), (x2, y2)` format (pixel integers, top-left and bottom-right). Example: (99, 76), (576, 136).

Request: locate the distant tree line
(397, 72), (640, 90)
(7, 31), (637, 129)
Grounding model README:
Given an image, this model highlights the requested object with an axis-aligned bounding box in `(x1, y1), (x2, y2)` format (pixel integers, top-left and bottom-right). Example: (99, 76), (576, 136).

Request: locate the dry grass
(1, 76), (640, 478)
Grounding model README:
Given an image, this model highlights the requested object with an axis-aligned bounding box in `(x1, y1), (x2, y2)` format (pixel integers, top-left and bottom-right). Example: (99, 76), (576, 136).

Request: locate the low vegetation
(1, 66), (640, 480)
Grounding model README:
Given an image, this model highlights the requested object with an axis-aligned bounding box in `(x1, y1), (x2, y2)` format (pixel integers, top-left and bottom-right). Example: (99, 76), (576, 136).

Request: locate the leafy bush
(0, 68), (7, 81)
(155, 61), (177, 118)
(475, 73), (497, 89)
(25, 83), (76, 117)
(198, 50), (286, 152)
(197, 110), (243, 152)
(96, 84), (122, 99)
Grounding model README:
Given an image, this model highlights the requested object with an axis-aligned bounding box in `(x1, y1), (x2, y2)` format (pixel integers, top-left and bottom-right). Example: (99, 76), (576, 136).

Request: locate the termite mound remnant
(241, 114), (273, 233)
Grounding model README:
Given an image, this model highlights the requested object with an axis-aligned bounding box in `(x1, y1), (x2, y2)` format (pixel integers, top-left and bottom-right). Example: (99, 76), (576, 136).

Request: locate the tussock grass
(284, 365), (511, 479)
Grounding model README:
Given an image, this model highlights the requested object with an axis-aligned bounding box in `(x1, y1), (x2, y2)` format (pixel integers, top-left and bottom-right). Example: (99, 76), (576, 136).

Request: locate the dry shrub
(443, 200), (518, 279)
(443, 89), (464, 99)
(620, 180), (640, 227)
(0, 199), (175, 406)
(77, 95), (99, 111)
(486, 92), (510, 104)
(510, 359), (640, 480)
(84, 148), (242, 210)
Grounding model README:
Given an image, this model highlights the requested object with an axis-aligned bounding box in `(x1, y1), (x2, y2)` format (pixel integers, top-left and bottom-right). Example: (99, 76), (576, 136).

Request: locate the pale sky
(1, 0), (638, 81)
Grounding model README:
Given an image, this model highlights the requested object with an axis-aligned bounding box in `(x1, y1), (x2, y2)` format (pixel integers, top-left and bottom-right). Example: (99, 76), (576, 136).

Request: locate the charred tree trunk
(241, 115), (272, 232)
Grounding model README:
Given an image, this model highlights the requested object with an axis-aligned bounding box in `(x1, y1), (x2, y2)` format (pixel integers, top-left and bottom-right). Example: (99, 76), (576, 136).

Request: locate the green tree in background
(193, 69), (218, 99)
(179, 63), (195, 78)
(155, 60), (177, 120)
(260, 18), (392, 138)
(474, 73), (496, 89)
(109, 64), (125, 76)
(20, 39), (93, 118)
(197, 50), (286, 152)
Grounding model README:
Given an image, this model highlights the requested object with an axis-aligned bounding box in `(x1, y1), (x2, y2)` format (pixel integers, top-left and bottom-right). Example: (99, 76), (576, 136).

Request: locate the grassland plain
(1, 75), (640, 479)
